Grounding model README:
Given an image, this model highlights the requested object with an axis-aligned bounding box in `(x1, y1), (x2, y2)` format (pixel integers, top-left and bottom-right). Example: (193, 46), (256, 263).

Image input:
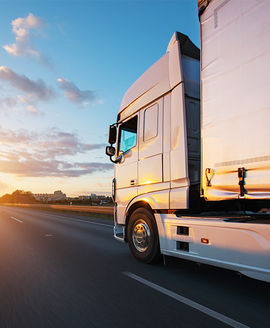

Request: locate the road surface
(0, 205), (269, 328)
(1, 204), (114, 215)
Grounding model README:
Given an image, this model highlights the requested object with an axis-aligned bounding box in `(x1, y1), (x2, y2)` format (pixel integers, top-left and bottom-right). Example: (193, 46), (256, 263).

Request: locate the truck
(105, 0), (270, 283)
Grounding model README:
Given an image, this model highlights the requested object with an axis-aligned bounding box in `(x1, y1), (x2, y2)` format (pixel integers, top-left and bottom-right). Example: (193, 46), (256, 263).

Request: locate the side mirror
(108, 125), (117, 145)
(105, 146), (115, 157)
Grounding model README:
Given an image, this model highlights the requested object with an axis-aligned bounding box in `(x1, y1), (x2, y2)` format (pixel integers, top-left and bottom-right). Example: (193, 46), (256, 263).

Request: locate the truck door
(138, 99), (163, 186)
(115, 114), (138, 192)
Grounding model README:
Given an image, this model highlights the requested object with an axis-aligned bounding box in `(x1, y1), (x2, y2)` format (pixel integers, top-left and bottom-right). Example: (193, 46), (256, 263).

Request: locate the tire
(127, 208), (161, 263)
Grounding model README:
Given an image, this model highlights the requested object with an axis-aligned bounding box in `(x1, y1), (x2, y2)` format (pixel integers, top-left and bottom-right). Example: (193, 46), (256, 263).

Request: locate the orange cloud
(0, 127), (112, 177)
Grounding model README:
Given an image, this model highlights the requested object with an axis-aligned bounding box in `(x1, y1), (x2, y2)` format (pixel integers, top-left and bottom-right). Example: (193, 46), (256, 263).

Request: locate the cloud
(26, 105), (38, 113)
(0, 66), (55, 113)
(0, 127), (112, 177)
(0, 158), (112, 177)
(0, 66), (55, 101)
(0, 97), (17, 108)
(57, 78), (96, 106)
(3, 13), (44, 58)
(32, 130), (107, 159)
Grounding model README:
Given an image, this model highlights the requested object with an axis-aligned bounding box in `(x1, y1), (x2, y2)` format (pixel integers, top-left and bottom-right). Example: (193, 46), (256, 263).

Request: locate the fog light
(201, 238), (209, 244)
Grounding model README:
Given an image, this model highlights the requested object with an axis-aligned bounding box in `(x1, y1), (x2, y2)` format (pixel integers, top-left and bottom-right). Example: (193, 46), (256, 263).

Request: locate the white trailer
(106, 0), (270, 283)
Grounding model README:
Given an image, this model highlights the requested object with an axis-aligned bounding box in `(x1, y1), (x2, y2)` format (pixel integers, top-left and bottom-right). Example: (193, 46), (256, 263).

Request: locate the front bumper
(113, 224), (125, 242)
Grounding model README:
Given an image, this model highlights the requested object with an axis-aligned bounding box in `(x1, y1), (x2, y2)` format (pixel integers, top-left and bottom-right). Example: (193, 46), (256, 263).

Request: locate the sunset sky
(0, 0), (199, 197)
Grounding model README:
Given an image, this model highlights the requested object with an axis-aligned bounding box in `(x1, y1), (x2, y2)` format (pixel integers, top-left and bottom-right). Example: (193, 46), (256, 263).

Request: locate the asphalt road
(0, 206), (269, 328)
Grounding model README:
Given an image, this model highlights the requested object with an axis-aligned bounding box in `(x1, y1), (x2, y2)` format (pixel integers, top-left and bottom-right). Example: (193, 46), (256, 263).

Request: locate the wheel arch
(124, 200), (154, 242)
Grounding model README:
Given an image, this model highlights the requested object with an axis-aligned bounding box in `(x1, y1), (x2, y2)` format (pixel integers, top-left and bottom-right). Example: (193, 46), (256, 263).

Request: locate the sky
(0, 0), (200, 197)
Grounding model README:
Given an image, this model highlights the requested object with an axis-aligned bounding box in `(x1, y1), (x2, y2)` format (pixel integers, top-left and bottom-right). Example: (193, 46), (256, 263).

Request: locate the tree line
(0, 190), (113, 205)
(0, 190), (37, 204)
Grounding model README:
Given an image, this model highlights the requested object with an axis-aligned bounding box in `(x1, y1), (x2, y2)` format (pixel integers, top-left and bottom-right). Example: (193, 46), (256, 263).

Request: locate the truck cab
(106, 31), (200, 240)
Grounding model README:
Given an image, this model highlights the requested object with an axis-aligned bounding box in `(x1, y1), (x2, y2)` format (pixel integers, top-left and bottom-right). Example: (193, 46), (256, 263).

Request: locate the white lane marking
(8, 209), (112, 228)
(40, 213), (112, 228)
(123, 272), (250, 328)
(10, 216), (23, 223)
(72, 218), (112, 228)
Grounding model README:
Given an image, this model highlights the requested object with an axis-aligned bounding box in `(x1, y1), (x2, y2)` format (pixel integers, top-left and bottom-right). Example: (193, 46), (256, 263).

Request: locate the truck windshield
(119, 115), (137, 154)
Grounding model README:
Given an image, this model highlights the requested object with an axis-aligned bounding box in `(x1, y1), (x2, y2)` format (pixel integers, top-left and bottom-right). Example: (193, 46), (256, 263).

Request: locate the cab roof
(118, 32), (199, 122)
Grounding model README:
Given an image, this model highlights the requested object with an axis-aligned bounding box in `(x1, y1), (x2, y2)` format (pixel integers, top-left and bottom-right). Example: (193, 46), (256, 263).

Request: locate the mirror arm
(109, 156), (118, 164)
(109, 154), (122, 164)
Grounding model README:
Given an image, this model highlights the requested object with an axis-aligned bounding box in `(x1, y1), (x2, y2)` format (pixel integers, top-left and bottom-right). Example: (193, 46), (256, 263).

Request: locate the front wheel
(127, 208), (161, 263)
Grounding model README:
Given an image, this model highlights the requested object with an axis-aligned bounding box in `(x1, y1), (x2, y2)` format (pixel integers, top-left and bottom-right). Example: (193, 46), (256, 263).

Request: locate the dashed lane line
(10, 216), (23, 223)
(36, 212), (112, 228)
(6, 209), (112, 228)
(123, 272), (250, 328)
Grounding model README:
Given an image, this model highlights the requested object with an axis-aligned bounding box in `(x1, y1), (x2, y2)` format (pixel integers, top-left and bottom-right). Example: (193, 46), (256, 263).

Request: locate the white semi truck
(105, 0), (270, 283)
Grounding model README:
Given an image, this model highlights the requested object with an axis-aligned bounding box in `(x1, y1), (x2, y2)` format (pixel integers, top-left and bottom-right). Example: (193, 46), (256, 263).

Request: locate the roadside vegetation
(0, 190), (37, 204)
(0, 190), (114, 220)
(0, 190), (113, 205)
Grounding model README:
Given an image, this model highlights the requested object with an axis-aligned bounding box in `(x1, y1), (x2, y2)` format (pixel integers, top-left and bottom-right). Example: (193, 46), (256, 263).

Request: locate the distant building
(53, 190), (67, 201)
(34, 190), (67, 202)
(79, 195), (91, 200)
(91, 193), (98, 200)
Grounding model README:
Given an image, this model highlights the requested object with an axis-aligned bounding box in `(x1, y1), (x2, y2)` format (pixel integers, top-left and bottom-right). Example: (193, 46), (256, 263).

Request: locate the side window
(144, 104), (158, 142)
(118, 115), (138, 154)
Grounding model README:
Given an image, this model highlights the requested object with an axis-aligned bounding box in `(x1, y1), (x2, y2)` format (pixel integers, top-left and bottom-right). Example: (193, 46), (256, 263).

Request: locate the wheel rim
(132, 219), (151, 252)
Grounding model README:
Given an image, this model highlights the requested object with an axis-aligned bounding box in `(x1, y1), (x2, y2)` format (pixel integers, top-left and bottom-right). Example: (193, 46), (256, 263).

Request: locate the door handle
(130, 179), (136, 186)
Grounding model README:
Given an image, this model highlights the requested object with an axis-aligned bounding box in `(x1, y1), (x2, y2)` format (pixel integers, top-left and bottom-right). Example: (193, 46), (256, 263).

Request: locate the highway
(1, 204), (114, 215)
(0, 206), (269, 328)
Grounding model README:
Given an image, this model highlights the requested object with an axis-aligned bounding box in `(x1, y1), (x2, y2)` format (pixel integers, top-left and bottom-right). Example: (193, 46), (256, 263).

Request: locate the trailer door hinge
(205, 168), (214, 187)
(238, 167), (247, 197)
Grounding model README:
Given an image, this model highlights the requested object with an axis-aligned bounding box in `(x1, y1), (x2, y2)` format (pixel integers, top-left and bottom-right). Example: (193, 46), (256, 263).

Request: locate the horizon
(0, 1), (199, 197)
(0, 188), (112, 198)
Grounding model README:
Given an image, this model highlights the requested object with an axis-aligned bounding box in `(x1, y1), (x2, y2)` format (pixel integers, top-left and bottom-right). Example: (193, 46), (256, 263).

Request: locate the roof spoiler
(167, 32), (200, 60)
